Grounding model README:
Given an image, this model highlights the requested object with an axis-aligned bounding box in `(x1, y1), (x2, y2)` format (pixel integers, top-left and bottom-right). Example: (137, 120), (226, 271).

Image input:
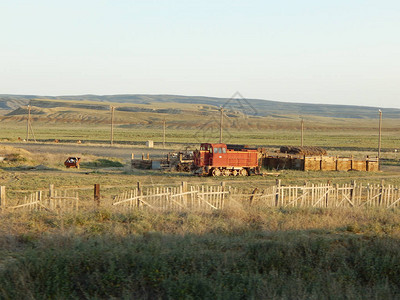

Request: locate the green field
(1, 119), (399, 153)
(1, 98), (399, 155)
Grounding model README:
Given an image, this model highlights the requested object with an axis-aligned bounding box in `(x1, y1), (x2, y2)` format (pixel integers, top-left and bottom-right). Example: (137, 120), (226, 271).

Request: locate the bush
(80, 159), (124, 168)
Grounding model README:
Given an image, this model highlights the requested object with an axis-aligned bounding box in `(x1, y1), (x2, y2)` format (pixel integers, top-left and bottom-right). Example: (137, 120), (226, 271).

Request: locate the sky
(1, 0), (399, 108)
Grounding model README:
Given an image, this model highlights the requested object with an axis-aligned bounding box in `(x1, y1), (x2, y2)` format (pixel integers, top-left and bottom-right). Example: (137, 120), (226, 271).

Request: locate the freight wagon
(193, 143), (261, 176)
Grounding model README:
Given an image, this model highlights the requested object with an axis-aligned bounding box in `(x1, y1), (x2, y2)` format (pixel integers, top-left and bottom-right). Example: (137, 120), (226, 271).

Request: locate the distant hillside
(1, 94), (399, 119)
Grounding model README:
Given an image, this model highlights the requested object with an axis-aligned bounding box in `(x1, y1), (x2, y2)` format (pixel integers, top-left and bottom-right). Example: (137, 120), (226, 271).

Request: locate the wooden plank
(312, 188), (331, 207)
(0, 186), (6, 208)
(342, 192), (354, 207)
(197, 193), (218, 209)
(387, 196), (400, 208)
(284, 190), (309, 207)
(197, 191), (229, 196)
(360, 192), (382, 207)
(170, 191), (198, 197)
(8, 201), (40, 209)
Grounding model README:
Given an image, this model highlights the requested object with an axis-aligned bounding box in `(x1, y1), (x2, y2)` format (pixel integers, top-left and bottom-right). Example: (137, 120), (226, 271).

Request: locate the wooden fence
(112, 181), (400, 211)
(248, 182), (400, 208)
(1, 181), (400, 213)
(112, 183), (227, 211)
(2, 184), (79, 213)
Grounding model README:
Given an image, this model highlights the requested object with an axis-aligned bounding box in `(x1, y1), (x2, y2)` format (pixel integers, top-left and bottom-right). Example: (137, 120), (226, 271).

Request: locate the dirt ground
(1, 142), (172, 160)
(1, 142), (400, 189)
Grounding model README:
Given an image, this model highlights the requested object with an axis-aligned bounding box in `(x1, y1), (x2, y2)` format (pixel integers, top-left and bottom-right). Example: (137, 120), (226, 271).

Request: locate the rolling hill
(1, 94), (399, 119)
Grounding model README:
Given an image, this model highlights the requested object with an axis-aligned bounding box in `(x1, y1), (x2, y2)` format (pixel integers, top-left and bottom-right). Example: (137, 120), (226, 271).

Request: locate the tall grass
(1, 208), (400, 299)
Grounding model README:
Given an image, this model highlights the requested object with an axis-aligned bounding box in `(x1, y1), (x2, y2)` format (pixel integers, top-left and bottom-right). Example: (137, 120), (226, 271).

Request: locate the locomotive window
(222, 148), (226, 153)
(218, 148), (223, 153)
(214, 148), (218, 154)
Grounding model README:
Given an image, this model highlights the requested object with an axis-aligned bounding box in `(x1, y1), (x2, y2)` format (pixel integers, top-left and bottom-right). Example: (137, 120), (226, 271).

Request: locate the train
(193, 143), (261, 176)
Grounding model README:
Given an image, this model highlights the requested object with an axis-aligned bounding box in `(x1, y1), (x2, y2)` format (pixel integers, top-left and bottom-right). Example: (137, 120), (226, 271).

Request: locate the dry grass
(1, 206), (399, 244)
(0, 145), (33, 159)
(1, 207), (400, 298)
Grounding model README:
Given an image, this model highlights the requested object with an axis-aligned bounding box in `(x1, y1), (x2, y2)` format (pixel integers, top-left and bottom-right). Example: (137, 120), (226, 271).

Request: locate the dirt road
(1, 142), (171, 160)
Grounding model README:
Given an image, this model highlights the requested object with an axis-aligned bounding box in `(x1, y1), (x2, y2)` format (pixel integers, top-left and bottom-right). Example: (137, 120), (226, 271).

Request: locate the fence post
(350, 180), (356, 205)
(0, 186), (6, 209)
(94, 184), (100, 207)
(137, 182), (142, 208)
(250, 188), (258, 206)
(334, 183), (338, 207)
(326, 180), (331, 207)
(221, 182), (226, 208)
(182, 181), (187, 192)
(49, 184), (54, 198)
(379, 180), (384, 206)
(182, 181), (188, 204)
(275, 179), (281, 207)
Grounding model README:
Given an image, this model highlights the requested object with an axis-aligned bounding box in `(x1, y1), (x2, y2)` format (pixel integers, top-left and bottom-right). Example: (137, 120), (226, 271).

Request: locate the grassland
(1, 98), (400, 156)
(1, 119), (399, 153)
(1, 99), (400, 298)
(2, 93), (400, 118)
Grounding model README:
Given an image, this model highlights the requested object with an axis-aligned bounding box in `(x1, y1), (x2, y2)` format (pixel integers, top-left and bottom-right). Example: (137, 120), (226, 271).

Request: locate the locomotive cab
(194, 143), (213, 167)
(209, 144), (228, 167)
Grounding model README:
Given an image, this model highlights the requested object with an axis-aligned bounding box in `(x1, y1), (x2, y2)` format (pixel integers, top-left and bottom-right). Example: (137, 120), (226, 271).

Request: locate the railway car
(193, 143), (261, 176)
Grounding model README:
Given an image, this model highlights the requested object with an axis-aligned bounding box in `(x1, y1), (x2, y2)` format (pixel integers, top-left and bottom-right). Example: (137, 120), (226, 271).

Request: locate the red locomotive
(193, 143), (261, 176)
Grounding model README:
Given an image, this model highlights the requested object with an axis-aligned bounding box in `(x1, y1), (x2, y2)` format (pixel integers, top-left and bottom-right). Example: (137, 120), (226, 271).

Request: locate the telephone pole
(301, 118), (304, 147)
(25, 104), (36, 142)
(163, 118), (166, 149)
(26, 105), (31, 141)
(219, 107), (223, 143)
(378, 109), (382, 163)
(110, 106), (115, 146)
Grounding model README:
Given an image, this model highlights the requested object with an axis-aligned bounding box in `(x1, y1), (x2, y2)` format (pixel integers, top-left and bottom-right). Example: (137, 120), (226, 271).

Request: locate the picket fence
(3, 185), (79, 213)
(112, 184), (227, 211)
(112, 181), (400, 212)
(244, 182), (400, 209)
(1, 181), (400, 213)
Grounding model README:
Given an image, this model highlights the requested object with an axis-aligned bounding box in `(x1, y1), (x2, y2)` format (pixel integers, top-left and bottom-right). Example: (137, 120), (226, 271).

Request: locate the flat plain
(1, 97), (400, 298)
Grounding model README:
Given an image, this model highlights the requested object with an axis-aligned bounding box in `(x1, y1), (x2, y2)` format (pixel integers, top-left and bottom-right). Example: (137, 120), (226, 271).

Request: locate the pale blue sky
(1, 0), (399, 108)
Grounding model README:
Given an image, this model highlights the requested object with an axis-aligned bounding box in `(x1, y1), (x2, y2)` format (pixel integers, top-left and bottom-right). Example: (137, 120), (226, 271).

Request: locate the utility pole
(26, 105), (31, 141)
(25, 104), (36, 142)
(163, 118), (166, 149)
(301, 118), (304, 147)
(378, 109), (382, 166)
(219, 107), (223, 143)
(110, 106), (115, 146)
